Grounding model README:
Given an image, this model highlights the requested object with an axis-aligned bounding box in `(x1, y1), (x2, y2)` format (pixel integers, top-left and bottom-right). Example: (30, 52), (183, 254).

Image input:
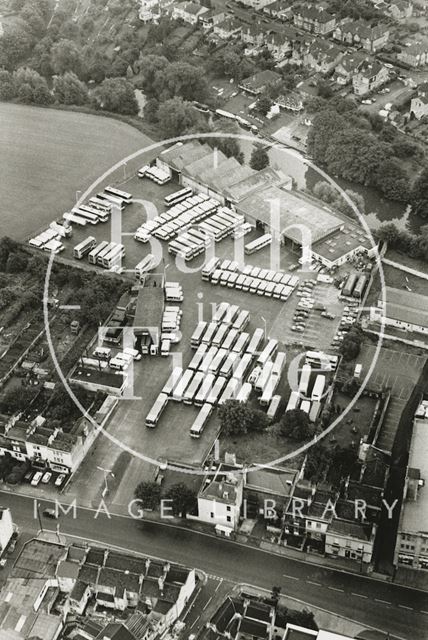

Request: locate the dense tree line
(375, 222), (428, 262)
(306, 97), (422, 203)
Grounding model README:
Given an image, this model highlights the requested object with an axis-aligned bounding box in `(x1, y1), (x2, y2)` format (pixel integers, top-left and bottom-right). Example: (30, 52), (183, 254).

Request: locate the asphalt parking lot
(57, 174), (362, 505)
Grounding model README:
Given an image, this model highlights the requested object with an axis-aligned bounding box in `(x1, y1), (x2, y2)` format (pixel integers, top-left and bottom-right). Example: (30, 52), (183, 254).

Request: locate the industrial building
(371, 286), (428, 337)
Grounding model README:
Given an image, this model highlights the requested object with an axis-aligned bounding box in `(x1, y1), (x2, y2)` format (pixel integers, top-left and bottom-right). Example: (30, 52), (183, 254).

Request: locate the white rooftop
(400, 416), (428, 534)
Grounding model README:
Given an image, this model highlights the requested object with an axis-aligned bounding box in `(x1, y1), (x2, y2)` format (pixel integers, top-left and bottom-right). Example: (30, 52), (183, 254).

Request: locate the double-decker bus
(73, 236), (96, 259)
(104, 185), (132, 204)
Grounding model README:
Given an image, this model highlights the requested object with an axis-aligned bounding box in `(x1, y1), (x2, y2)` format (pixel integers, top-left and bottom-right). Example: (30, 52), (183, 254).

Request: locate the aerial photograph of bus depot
(3, 0), (428, 638)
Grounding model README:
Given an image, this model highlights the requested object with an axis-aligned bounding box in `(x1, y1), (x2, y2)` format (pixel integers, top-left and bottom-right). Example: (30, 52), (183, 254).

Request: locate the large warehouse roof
(237, 186), (342, 244)
(384, 286), (428, 329)
(225, 167), (291, 204)
(133, 286), (164, 334)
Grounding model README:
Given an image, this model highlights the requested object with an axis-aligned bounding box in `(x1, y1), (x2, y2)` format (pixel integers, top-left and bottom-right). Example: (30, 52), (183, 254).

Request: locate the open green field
(0, 103), (152, 240)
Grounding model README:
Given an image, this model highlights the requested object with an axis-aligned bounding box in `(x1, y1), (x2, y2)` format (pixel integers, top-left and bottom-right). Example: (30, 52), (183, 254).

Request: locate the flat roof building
(371, 286), (428, 338)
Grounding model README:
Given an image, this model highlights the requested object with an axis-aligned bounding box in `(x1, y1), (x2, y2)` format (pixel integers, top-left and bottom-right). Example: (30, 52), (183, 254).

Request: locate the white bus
(88, 241), (109, 264)
(298, 364), (312, 396)
(104, 185), (132, 204)
(305, 351), (338, 372)
(223, 304), (240, 325)
(232, 310), (250, 333)
(194, 373), (216, 406)
(73, 236), (97, 259)
(89, 196), (112, 212)
(267, 395), (281, 421)
(247, 328), (264, 357)
(103, 245), (125, 269)
(219, 378), (240, 405)
(146, 393), (169, 428)
(188, 343), (208, 370)
(63, 212), (87, 226)
(191, 322), (207, 349)
(98, 192), (125, 211)
(245, 234), (272, 255)
(232, 332), (250, 354)
(190, 403), (213, 438)
(206, 376), (227, 406)
(219, 352), (239, 379)
(212, 302), (230, 324)
(208, 349), (228, 375)
(162, 367), (183, 396)
(236, 382), (252, 403)
(79, 204), (109, 223)
(232, 354), (253, 383)
(199, 347), (219, 373)
(201, 322), (218, 345)
(183, 371), (204, 404)
(135, 254), (155, 278)
(255, 362), (274, 394)
(256, 339), (278, 367)
(286, 390), (300, 412)
(212, 324), (229, 349)
(172, 369), (194, 402)
(272, 351), (287, 376)
(311, 374), (326, 402)
(164, 187), (193, 207)
(71, 208), (99, 225)
(222, 328), (239, 352)
(260, 373), (280, 406)
(96, 242), (116, 265)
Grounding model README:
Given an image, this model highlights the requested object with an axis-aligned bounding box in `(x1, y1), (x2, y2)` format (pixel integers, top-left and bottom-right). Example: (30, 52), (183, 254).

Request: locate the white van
(93, 346), (112, 359)
(109, 357), (128, 371)
(31, 471), (43, 486)
(123, 347), (141, 361)
(161, 339), (171, 356)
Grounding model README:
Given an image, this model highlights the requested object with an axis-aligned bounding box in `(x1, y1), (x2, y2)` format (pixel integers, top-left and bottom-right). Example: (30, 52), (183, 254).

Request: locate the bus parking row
(73, 237), (125, 270)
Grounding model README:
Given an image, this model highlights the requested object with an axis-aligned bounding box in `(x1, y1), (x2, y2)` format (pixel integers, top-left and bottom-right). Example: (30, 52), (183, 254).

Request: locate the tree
(208, 138), (244, 164)
(307, 110), (348, 165)
(53, 72), (88, 105)
(134, 481), (161, 510)
(281, 409), (313, 441)
(317, 79), (333, 99)
(324, 129), (388, 186)
(304, 444), (332, 482)
(51, 38), (82, 75)
(0, 25), (32, 69)
(312, 181), (338, 205)
(375, 222), (400, 246)
(255, 95), (272, 116)
(6, 252), (28, 273)
(218, 399), (251, 436)
(93, 77), (139, 115)
(340, 328), (362, 361)
(411, 166), (428, 218)
(165, 483), (196, 517)
(375, 158), (409, 202)
(0, 386), (38, 414)
(13, 67), (52, 104)
(143, 97), (160, 123)
(162, 61), (209, 102)
(250, 145), (269, 170)
(0, 70), (16, 100)
(157, 97), (198, 138)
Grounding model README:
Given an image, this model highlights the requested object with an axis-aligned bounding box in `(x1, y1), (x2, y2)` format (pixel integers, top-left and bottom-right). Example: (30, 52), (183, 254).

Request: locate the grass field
(0, 103), (153, 241)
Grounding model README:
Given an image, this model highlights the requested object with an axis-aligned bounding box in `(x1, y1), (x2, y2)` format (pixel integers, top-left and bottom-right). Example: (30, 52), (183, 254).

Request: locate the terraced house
(293, 4), (336, 35)
(333, 20), (390, 53)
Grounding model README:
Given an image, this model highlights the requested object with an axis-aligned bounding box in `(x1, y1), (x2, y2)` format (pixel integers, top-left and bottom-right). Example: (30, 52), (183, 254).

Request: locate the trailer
(342, 273), (358, 297)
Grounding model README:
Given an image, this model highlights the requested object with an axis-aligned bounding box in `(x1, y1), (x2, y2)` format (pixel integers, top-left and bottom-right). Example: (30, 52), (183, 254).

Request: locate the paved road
(1, 491), (425, 639)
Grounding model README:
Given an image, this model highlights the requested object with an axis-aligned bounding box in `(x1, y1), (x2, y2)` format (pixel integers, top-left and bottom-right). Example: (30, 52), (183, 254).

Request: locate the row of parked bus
(64, 186), (132, 228)
(138, 165), (171, 184)
(73, 237), (125, 270)
(169, 208), (245, 262)
(134, 191), (219, 243)
(204, 262), (299, 301)
(28, 224), (70, 254)
(249, 350), (287, 408)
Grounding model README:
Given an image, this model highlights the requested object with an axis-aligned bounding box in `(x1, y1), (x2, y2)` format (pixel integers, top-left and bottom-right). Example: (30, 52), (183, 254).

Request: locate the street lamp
(97, 466), (114, 497)
(35, 502), (44, 533)
(261, 316), (267, 341)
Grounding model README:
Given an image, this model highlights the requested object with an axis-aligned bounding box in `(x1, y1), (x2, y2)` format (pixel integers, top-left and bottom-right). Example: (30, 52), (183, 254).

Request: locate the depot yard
(33, 153), (375, 497)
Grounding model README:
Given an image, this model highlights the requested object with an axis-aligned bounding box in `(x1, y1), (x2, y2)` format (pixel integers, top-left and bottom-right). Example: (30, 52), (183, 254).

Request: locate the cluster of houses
(0, 538), (197, 640)
(191, 443), (389, 571)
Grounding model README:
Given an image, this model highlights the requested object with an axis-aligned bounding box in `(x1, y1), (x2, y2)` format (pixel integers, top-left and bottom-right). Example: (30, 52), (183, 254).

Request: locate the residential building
(293, 5), (336, 35)
(262, 0), (293, 20)
(333, 51), (368, 85)
(171, 1), (209, 24)
(0, 507), (13, 556)
(265, 30), (294, 60)
(388, 0), (413, 19)
(304, 39), (344, 74)
(394, 401), (428, 570)
(333, 20), (390, 52)
(213, 17), (242, 39)
(397, 41), (428, 67)
(370, 286), (428, 336)
(197, 463), (244, 534)
(199, 8), (225, 30)
(410, 81), (428, 118)
(353, 60), (389, 95)
(238, 69), (282, 94)
(0, 414), (98, 475)
(276, 92), (304, 111)
(241, 22), (270, 46)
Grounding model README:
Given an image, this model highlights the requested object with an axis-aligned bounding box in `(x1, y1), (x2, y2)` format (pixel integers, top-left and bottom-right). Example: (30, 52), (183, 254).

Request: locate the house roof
(342, 19), (389, 40)
(245, 467), (298, 498)
(174, 1), (207, 15)
(295, 4), (334, 23)
(399, 417), (428, 535)
(328, 518), (374, 541)
(382, 286), (428, 329)
(240, 70), (282, 92)
(224, 167), (290, 203)
(70, 580), (89, 602)
(95, 622), (137, 640)
(56, 560), (80, 580)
